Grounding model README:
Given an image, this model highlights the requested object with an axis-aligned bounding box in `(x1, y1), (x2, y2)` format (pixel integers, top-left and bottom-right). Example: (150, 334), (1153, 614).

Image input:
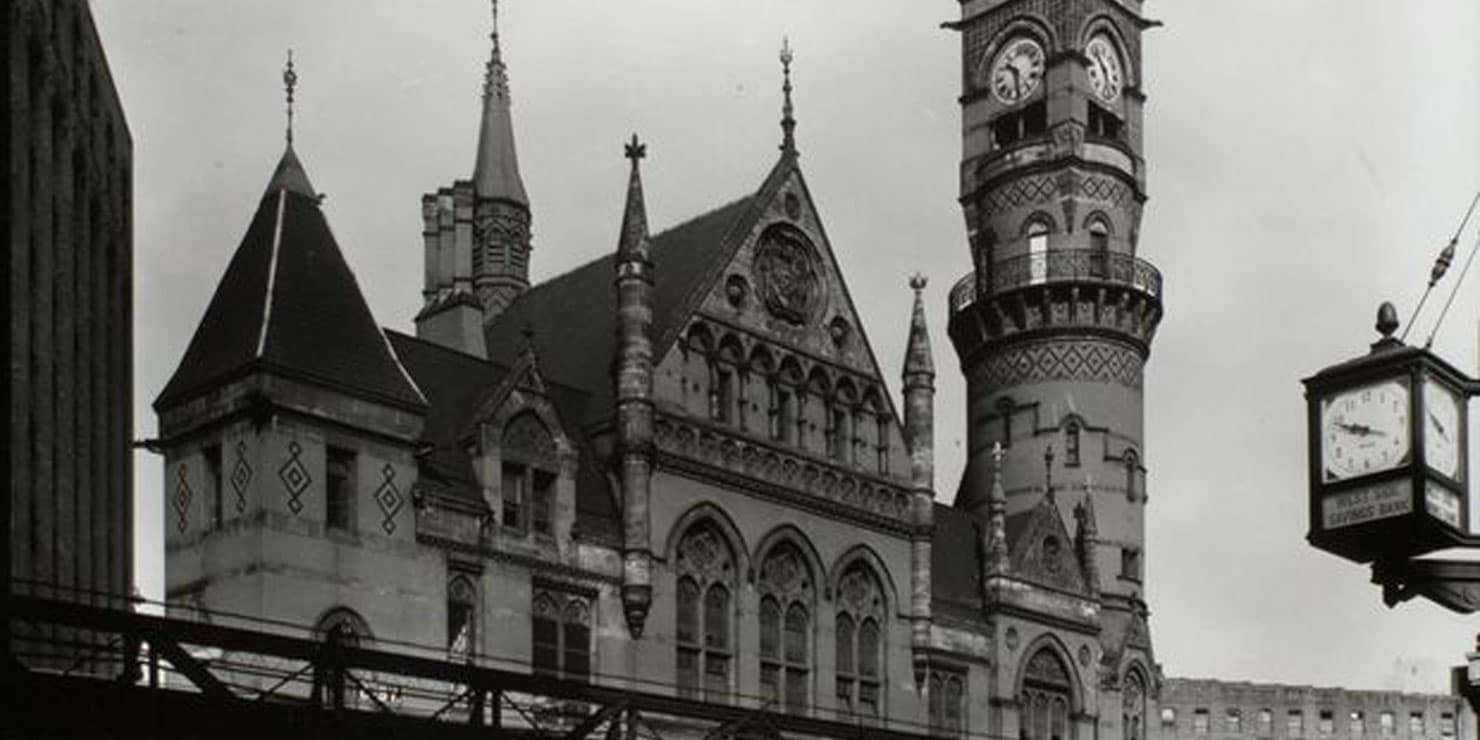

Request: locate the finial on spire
(910, 273), (928, 292)
(779, 37), (797, 156)
(283, 49), (297, 145)
(625, 133), (647, 166)
(617, 134), (651, 264)
(483, 0), (509, 100)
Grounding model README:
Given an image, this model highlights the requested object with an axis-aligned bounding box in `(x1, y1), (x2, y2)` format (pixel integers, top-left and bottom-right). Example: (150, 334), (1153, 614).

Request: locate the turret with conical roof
(901, 274), (936, 686)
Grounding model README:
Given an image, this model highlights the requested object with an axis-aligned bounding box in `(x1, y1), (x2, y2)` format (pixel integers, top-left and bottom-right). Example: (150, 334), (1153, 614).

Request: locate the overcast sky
(93, 1), (1480, 693)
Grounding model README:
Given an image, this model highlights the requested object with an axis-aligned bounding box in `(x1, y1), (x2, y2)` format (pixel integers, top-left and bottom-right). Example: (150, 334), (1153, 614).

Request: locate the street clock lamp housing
(1303, 306), (1474, 564)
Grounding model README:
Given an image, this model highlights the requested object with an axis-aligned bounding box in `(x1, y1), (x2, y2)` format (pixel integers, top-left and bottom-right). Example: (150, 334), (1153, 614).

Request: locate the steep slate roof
(156, 146), (426, 411)
(485, 195), (755, 408)
(930, 504), (982, 610)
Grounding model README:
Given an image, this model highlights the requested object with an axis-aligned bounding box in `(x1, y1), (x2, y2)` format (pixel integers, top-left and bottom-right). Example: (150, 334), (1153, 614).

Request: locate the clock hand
(1336, 422), (1387, 437)
(1429, 411), (1450, 439)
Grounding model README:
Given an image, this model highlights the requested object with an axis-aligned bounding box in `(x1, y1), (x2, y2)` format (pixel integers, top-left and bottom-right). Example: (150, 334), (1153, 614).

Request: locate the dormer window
(501, 412), (558, 536)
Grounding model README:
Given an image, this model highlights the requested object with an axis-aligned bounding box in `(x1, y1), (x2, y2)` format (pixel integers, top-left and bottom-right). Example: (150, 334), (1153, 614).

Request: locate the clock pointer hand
(1428, 411), (1450, 440)
(1336, 422), (1386, 437)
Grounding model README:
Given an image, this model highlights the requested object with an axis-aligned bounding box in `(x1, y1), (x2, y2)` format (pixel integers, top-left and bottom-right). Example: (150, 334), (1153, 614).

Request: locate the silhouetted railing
(950, 250), (1162, 313)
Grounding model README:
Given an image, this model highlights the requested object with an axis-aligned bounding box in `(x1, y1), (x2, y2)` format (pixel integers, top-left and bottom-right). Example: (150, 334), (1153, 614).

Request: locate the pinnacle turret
(472, 0), (529, 205)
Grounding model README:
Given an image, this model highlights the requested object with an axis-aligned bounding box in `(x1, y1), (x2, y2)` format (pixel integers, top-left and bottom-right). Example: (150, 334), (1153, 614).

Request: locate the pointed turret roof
(264, 143), (316, 199)
(617, 134), (651, 264)
(903, 274), (935, 378)
(471, 0), (529, 205)
(156, 146), (427, 411)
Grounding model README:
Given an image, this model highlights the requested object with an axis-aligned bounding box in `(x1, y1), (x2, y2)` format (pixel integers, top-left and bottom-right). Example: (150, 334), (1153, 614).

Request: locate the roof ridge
(387, 327), (508, 369)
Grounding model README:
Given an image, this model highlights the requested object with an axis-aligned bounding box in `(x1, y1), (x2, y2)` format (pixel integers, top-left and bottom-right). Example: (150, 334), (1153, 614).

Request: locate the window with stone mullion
(834, 563), (885, 718)
(674, 523), (737, 702)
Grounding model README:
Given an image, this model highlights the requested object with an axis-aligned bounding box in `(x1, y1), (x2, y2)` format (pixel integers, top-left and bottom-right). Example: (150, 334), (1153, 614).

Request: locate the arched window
(1124, 450), (1140, 501)
(759, 542), (814, 713)
(835, 563), (885, 717)
(447, 575), (477, 658)
(1088, 218), (1111, 278)
(832, 381), (857, 465)
(531, 590), (591, 681)
(930, 669), (967, 734)
(502, 412), (558, 535)
(712, 337), (745, 427)
(1020, 648), (1073, 740)
(1064, 421), (1081, 466)
(1026, 218), (1051, 284)
(1124, 670), (1146, 740)
(675, 521), (736, 700)
(313, 607), (372, 710)
(774, 358), (803, 445)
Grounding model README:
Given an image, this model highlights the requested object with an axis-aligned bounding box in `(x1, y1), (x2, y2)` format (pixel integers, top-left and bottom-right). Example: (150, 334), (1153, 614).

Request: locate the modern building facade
(6, 0), (134, 631)
(1161, 679), (1472, 740)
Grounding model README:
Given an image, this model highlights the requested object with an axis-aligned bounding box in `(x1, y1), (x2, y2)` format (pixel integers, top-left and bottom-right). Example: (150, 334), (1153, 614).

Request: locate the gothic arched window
(447, 575), (477, 658)
(1020, 648), (1073, 740)
(759, 542), (814, 713)
(501, 412), (558, 535)
(1124, 449), (1140, 501)
(313, 607), (371, 710)
(834, 562), (885, 717)
(675, 521), (736, 701)
(1025, 217), (1052, 284)
(1124, 669), (1147, 740)
(531, 590), (591, 681)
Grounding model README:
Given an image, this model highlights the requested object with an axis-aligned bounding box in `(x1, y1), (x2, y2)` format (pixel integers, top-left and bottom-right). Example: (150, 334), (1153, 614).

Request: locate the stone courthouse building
(148, 0), (1468, 738)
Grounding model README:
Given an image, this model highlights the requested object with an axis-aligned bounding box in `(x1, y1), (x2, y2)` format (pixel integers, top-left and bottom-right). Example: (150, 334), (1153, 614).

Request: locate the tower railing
(949, 250), (1163, 314)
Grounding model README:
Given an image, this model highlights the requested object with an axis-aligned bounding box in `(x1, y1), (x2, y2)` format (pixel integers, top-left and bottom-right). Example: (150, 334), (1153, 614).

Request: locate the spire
(472, 0), (529, 205)
(904, 274), (935, 378)
(985, 442), (1010, 574)
(779, 37), (797, 157)
(265, 51), (316, 199)
(618, 134), (650, 264)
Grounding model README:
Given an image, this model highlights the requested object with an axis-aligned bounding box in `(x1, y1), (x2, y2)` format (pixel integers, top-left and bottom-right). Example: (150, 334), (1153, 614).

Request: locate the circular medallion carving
(724, 274), (749, 308)
(1005, 627), (1020, 651)
(828, 316), (851, 348)
(753, 224), (822, 325)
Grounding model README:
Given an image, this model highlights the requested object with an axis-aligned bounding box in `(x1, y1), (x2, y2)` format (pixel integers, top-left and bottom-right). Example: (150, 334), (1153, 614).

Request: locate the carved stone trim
(654, 413), (912, 533)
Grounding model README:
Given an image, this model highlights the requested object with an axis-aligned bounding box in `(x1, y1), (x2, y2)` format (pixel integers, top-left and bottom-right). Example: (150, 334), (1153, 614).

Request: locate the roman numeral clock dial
(1321, 380), (1411, 482)
(989, 38), (1045, 104)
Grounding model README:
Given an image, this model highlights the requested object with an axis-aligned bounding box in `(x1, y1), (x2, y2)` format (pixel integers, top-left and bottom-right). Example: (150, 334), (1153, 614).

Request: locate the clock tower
(946, 0), (1163, 679)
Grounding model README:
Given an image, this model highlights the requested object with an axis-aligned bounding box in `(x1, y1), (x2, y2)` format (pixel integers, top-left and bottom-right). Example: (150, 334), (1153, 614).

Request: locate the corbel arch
(1014, 632), (1085, 712)
(663, 502), (752, 578)
(826, 544), (900, 613)
(752, 524), (826, 589)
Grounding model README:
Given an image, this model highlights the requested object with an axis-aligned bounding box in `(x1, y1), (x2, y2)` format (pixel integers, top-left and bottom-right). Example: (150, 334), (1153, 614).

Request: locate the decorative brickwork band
(972, 339), (1143, 391)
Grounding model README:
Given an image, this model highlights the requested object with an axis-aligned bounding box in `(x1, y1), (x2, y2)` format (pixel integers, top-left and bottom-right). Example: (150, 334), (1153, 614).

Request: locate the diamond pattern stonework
(374, 464), (404, 534)
(230, 440), (252, 514)
(278, 441), (311, 515)
(172, 463), (192, 532)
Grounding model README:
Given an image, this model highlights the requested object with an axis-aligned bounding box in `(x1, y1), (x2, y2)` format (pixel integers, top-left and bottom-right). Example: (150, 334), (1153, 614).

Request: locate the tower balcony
(948, 250), (1164, 360)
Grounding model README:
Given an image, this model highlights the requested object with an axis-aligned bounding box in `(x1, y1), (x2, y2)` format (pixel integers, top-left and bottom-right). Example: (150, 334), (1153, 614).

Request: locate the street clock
(1303, 305), (1474, 564)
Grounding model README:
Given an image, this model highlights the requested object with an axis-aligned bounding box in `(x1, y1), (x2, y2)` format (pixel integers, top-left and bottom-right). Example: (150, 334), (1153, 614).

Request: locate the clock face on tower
(1085, 34), (1124, 102)
(1321, 379), (1411, 482)
(1423, 377), (1462, 479)
(990, 37), (1045, 105)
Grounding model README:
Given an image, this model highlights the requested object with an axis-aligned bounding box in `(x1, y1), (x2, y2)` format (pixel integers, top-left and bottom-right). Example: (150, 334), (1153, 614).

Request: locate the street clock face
(1423, 377), (1462, 479)
(1085, 35), (1124, 102)
(1321, 379), (1411, 481)
(990, 37), (1045, 104)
